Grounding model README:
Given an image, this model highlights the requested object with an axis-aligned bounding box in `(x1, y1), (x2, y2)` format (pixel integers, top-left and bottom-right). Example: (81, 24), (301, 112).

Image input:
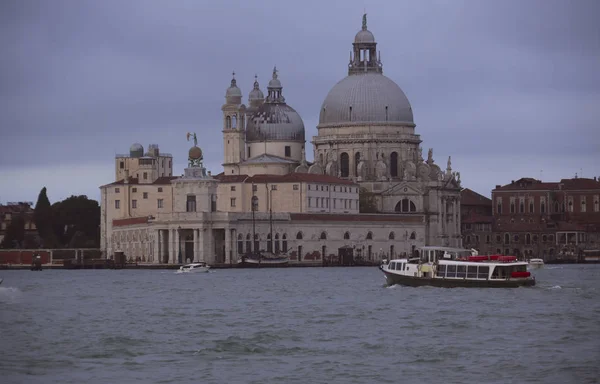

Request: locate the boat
(175, 262), (210, 273)
(237, 252), (289, 268)
(380, 246), (535, 288)
(527, 258), (545, 269)
(0, 278), (3, 285)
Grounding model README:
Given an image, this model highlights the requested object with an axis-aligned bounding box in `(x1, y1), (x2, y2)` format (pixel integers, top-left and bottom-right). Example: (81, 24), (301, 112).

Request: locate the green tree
(52, 195), (100, 248)
(33, 187), (54, 246)
(1, 213), (25, 248)
(359, 187), (379, 213)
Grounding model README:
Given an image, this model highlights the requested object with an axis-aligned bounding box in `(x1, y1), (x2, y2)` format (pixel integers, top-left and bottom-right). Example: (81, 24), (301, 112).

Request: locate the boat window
(478, 266), (489, 279)
(436, 264), (446, 277)
(457, 265), (466, 278)
(402, 262), (406, 271)
(446, 265), (457, 278)
(467, 265), (478, 279)
(390, 262), (396, 270)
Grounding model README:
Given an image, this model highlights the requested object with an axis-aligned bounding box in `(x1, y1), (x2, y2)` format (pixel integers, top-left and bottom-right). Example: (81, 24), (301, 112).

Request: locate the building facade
(99, 15), (462, 264)
(491, 177), (600, 260)
(460, 188), (494, 255)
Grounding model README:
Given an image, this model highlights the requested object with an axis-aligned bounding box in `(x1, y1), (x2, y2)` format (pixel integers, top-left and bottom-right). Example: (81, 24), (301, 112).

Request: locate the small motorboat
(528, 258), (545, 269)
(175, 262), (210, 274)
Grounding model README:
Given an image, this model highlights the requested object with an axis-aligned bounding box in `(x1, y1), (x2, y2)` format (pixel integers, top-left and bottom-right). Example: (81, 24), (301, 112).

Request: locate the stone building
(491, 176), (600, 260)
(0, 202), (37, 247)
(99, 15), (462, 264)
(460, 188), (494, 255)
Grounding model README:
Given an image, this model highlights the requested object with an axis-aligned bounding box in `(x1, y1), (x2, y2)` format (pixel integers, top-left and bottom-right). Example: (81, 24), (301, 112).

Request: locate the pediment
(383, 181), (422, 196)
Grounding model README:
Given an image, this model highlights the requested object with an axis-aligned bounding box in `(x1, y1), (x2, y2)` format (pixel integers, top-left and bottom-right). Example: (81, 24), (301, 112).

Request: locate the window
(343, 232), (350, 240)
(267, 234), (272, 252)
(132, 188), (137, 193)
(340, 152), (349, 178)
(497, 202), (502, 214)
(284, 146), (291, 157)
(115, 188), (120, 193)
(230, 198), (236, 207)
(390, 152), (398, 177)
(143, 172), (148, 180)
(308, 198), (312, 207)
(271, 185), (277, 191)
(211, 195), (217, 212)
(366, 232), (373, 240)
(529, 201), (534, 213)
(158, 187), (163, 192)
(246, 234), (251, 253)
(410, 232), (416, 240)
(143, 192), (148, 199)
(510, 202), (515, 214)
(237, 234), (244, 254)
(275, 234), (280, 253)
(231, 186), (236, 191)
(519, 201), (524, 213)
(293, 184), (299, 191)
(115, 200), (120, 209)
(504, 233), (510, 244)
(132, 200), (137, 209)
(157, 199), (164, 209)
(581, 197), (586, 212)
(320, 232), (327, 240)
(120, 161), (124, 169)
(248, 147), (251, 158)
(186, 195), (196, 212)
(296, 232), (303, 240)
(514, 234), (519, 242)
(541, 201), (546, 214)
(486, 235), (491, 243)
(389, 232), (395, 240)
(395, 198), (416, 213)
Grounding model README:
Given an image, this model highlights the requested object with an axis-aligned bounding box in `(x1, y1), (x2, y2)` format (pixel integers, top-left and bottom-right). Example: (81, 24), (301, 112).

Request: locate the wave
(0, 286), (22, 303)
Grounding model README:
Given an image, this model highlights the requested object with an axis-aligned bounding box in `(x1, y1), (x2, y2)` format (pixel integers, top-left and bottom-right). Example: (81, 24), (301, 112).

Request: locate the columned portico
(225, 227), (232, 264)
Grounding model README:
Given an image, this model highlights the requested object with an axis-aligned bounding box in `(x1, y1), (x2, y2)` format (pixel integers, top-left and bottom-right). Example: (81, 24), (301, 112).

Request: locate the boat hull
(237, 259), (289, 268)
(382, 270), (535, 288)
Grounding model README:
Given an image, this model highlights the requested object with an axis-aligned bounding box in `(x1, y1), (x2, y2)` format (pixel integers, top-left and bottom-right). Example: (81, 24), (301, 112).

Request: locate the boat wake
(0, 286), (22, 303)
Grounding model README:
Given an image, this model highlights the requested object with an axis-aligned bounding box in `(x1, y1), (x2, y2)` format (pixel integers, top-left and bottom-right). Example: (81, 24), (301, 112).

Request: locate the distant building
(491, 177), (600, 260)
(460, 188), (494, 255)
(0, 202), (37, 246)
(99, 15), (462, 264)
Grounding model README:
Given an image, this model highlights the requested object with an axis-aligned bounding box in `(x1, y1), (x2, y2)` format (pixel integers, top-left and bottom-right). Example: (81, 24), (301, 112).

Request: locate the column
(174, 229), (180, 264)
(154, 229), (160, 264)
(159, 229), (165, 264)
(193, 228), (198, 262)
(198, 228), (204, 263)
(170, 229), (176, 264)
(225, 227), (231, 264)
(439, 197), (444, 235)
(206, 227), (213, 265)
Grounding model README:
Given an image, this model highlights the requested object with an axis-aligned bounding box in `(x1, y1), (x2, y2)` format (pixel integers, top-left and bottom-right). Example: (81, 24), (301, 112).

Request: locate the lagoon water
(1, 265), (599, 384)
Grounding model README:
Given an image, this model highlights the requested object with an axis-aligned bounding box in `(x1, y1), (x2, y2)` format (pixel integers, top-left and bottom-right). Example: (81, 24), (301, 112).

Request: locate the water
(1, 265), (599, 384)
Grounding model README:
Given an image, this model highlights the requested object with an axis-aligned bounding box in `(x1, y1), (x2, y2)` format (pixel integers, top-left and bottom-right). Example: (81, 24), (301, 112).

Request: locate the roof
(100, 176), (178, 188)
(493, 177), (599, 192)
(214, 172), (357, 185)
(462, 213), (494, 224)
(461, 188), (491, 206)
(289, 213), (422, 223)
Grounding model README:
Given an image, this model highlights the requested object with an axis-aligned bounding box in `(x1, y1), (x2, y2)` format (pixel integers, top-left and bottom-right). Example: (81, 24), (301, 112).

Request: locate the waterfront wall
(0, 249), (102, 265)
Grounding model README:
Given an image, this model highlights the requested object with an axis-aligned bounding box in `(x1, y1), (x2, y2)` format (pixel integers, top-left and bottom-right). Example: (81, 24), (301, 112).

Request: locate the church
(99, 15), (462, 265)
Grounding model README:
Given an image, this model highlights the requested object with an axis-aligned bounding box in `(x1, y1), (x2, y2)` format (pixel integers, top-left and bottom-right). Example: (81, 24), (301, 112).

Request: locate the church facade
(99, 15), (461, 265)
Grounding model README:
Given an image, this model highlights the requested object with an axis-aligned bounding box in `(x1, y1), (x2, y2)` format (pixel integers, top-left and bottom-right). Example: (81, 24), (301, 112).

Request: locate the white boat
(380, 246), (535, 288)
(527, 258), (545, 269)
(237, 252), (289, 267)
(175, 262), (210, 274)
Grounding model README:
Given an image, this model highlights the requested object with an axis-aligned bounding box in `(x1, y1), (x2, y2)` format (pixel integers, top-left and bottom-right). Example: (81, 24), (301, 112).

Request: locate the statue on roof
(187, 132), (198, 147)
(362, 13), (367, 30)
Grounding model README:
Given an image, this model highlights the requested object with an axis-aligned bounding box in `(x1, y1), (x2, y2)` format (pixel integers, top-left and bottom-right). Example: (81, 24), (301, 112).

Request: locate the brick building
(460, 188), (494, 255)
(0, 202), (37, 247)
(491, 177), (600, 261)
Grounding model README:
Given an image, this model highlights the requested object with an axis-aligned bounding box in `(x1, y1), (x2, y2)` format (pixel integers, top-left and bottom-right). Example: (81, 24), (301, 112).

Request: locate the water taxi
(380, 246), (535, 288)
(527, 258), (545, 269)
(175, 262), (210, 274)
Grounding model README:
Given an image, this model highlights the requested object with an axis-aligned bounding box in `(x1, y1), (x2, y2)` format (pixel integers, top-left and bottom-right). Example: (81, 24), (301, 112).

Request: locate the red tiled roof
(215, 173), (357, 185)
(559, 178), (600, 191)
(101, 176), (178, 188)
(289, 213), (423, 223)
(493, 177), (599, 192)
(113, 217), (149, 227)
(461, 188), (491, 206)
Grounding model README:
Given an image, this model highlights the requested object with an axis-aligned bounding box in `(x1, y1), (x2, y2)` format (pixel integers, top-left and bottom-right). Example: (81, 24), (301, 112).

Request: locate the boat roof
(419, 246), (472, 252)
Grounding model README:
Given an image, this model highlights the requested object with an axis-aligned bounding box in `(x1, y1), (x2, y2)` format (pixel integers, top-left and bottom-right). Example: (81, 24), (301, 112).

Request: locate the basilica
(99, 15), (462, 265)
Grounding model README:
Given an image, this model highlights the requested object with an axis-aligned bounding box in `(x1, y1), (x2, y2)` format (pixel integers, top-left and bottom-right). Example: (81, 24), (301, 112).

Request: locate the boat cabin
(418, 246), (472, 263)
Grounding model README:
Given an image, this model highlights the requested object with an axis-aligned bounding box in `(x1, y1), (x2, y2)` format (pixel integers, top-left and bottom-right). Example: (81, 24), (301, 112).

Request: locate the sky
(1, 0), (599, 205)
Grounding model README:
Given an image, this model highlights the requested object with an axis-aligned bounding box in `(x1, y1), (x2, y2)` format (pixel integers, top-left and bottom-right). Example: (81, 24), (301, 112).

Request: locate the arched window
(389, 232), (395, 240)
(343, 232), (350, 240)
(296, 232), (303, 240)
(526, 233), (531, 245)
(320, 232), (327, 240)
(251, 196), (259, 211)
(366, 231), (373, 240)
(541, 202), (546, 214)
(395, 198), (417, 213)
(390, 152), (398, 177)
(231, 115), (237, 129)
(275, 234), (280, 254)
(253, 234), (259, 252)
(410, 232), (416, 240)
(340, 152), (349, 178)
(267, 234), (272, 252)
(237, 234), (244, 254)
(245, 234), (251, 253)
(554, 201), (559, 212)
(226, 115), (232, 129)
(282, 234), (288, 253)
(354, 152), (361, 177)
(529, 202), (534, 213)
(519, 202), (524, 213)
(504, 233), (510, 244)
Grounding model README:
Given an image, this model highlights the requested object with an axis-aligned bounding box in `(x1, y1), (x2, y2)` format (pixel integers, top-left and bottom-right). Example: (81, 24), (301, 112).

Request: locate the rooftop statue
(187, 132), (198, 147)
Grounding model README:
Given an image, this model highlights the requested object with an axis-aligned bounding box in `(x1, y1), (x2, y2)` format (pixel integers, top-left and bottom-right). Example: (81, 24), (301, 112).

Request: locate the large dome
(318, 73), (414, 126)
(246, 103), (305, 142)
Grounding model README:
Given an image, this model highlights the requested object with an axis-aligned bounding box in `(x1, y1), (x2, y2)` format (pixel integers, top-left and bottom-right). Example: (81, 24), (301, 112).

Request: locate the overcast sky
(1, 0), (598, 205)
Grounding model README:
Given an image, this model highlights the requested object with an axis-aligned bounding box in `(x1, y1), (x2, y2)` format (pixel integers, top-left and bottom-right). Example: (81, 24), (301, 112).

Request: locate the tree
(1, 213), (25, 249)
(359, 187), (379, 213)
(34, 187), (56, 246)
(52, 195), (100, 248)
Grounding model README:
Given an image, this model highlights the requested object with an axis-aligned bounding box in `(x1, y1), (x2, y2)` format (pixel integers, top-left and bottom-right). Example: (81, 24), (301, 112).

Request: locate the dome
(189, 146), (203, 160)
(246, 103), (305, 142)
(129, 143), (144, 157)
(225, 73), (242, 104)
(318, 73), (413, 126)
(354, 29), (375, 44)
(248, 76), (264, 105)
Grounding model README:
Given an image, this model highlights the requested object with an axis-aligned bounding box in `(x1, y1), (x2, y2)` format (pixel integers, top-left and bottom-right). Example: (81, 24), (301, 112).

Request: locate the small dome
(246, 103), (305, 143)
(189, 146), (203, 160)
(225, 72), (242, 104)
(248, 76), (264, 105)
(130, 143), (144, 157)
(354, 29), (375, 44)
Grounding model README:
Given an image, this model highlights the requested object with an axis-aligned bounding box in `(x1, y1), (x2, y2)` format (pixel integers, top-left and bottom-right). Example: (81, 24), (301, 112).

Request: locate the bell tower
(222, 72), (247, 174)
